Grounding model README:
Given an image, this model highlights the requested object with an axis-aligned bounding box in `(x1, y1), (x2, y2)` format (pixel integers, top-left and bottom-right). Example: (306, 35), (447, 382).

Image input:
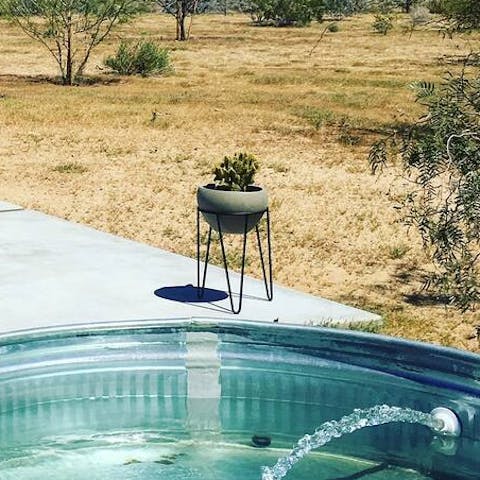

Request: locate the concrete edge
(0, 202), (23, 213)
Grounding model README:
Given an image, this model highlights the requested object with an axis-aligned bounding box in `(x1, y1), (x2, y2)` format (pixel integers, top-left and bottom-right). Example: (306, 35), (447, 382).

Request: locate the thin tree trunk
(175, 0), (184, 40)
(179, 16), (186, 40)
(176, 15), (181, 39)
(178, 10), (186, 40)
(65, 14), (73, 85)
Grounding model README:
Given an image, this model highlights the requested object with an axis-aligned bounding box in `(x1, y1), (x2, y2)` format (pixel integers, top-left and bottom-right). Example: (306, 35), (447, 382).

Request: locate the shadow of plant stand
(196, 207), (273, 314)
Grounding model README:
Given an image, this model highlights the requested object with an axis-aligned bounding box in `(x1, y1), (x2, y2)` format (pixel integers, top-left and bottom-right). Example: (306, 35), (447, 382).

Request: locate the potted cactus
(197, 152), (268, 234)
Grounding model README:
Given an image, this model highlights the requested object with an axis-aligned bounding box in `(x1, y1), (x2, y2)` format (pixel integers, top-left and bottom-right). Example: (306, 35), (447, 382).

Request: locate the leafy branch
(370, 66), (480, 311)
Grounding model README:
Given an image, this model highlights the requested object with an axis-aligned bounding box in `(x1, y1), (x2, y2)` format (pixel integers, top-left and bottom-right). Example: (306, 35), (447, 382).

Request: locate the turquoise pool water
(0, 433), (432, 480)
(0, 321), (479, 479)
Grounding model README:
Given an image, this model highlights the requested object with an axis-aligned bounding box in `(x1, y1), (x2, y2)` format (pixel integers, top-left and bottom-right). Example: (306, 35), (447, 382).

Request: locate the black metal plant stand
(196, 208), (273, 314)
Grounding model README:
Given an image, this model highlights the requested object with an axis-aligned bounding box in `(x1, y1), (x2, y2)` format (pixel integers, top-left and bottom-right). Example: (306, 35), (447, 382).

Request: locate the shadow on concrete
(154, 284), (228, 303)
(154, 284), (273, 316)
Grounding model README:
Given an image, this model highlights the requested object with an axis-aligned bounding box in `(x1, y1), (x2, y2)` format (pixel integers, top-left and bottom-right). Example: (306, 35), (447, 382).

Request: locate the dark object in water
(252, 434), (271, 448)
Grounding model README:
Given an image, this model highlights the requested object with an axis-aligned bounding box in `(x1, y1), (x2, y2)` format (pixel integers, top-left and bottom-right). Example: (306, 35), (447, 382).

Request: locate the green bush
(104, 40), (171, 77)
(247, 0), (325, 27)
(372, 13), (394, 35)
(327, 22), (340, 32)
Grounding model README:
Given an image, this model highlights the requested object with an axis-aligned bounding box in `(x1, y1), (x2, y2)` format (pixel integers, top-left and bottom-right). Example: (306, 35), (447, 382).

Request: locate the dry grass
(1, 13), (479, 352)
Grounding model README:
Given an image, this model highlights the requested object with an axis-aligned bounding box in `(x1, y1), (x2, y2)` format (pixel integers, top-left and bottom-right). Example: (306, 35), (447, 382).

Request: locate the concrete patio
(0, 201), (381, 333)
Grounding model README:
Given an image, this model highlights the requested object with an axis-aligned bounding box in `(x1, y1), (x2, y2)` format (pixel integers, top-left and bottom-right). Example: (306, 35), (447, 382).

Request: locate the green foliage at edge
(370, 69), (480, 311)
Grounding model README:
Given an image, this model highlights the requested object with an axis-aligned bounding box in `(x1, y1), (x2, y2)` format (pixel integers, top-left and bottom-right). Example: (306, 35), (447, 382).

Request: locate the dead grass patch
(1, 13), (479, 352)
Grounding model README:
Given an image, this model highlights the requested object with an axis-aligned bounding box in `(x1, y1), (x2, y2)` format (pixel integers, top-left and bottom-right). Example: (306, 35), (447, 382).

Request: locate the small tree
(0, 0), (144, 85)
(157, 0), (210, 40)
(369, 69), (480, 310)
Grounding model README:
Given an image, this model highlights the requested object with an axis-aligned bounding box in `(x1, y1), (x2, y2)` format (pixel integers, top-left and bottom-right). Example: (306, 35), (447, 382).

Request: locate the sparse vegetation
(1, 13), (480, 351)
(389, 244), (410, 260)
(297, 107), (335, 129)
(52, 162), (88, 174)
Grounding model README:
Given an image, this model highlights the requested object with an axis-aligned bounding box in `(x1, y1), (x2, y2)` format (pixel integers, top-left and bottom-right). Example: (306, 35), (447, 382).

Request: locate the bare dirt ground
(1, 13), (479, 351)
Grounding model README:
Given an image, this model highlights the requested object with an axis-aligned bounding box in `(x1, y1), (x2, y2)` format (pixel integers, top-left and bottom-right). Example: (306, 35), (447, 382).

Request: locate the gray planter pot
(197, 184), (268, 234)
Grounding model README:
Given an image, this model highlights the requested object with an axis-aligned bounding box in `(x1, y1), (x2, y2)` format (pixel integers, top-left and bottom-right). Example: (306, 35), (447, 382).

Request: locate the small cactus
(213, 152), (259, 191)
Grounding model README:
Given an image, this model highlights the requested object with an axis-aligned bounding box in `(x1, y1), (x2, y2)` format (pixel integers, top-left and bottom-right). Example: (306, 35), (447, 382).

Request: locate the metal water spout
(430, 407), (462, 437)
(261, 405), (462, 480)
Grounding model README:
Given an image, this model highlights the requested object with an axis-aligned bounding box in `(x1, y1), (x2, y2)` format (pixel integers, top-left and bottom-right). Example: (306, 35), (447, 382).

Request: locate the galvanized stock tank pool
(0, 319), (479, 480)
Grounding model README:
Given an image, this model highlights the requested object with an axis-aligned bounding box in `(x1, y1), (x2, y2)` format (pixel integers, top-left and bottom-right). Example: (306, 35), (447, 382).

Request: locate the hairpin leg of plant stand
(197, 208), (273, 314)
(197, 208), (212, 299)
(256, 208), (273, 301)
(215, 213), (249, 314)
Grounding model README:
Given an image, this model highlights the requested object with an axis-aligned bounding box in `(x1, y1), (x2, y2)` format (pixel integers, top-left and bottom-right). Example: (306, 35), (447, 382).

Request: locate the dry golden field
(1, 12), (479, 351)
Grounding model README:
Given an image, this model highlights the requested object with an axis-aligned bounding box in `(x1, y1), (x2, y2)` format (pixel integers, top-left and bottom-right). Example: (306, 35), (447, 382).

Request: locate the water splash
(261, 405), (445, 480)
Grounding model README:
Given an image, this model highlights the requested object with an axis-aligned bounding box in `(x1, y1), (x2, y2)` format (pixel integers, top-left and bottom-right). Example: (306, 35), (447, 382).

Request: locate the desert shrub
(372, 13), (394, 34)
(104, 40), (171, 76)
(370, 70), (480, 311)
(247, 0), (325, 27)
(327, 22), (340, 32)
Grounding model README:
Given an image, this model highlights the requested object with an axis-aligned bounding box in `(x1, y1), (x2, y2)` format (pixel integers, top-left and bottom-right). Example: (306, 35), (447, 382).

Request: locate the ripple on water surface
(0, 433), (433, 480)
